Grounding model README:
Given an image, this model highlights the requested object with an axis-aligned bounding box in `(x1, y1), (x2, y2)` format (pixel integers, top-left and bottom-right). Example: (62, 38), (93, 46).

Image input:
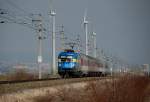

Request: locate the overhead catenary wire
(0, 9), (52, 40)
(0, 14), (35, 30)
(3, 0), (63, 39)
(4, 0), (33, 19)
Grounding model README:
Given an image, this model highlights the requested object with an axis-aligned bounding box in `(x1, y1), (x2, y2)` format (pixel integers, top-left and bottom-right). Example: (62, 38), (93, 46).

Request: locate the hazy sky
(0, 0), (150, 64)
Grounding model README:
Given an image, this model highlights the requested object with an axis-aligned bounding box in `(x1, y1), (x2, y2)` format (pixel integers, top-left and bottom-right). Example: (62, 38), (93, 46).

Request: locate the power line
(4, 0), (32, 18)
(0, 8), (51, 40)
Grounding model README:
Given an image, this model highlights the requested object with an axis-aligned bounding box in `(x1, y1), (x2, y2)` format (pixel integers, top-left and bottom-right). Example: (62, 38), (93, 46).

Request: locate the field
(33, 75), (150, 102)
(0, 74), (150, 102)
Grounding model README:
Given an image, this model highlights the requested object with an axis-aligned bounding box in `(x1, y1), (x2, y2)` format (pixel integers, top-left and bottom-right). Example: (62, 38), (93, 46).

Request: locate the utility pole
(83, 11), (88, 55)
(110, 55), (113, 76)
(84, 19), (88, 55)
(50, 10), (56, 76)
(92, 32), (97, 58)
(60, 25), (65, 50)
(76, 34), (80, 52)
(32, 14), (45, 79)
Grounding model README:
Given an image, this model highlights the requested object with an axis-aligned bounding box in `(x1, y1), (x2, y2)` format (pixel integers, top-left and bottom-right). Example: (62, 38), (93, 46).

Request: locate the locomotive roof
(58, 51), (79, 57)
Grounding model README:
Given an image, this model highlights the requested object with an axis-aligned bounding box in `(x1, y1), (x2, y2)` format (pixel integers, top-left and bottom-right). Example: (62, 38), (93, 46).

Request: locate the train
(58, 49), (109, 78)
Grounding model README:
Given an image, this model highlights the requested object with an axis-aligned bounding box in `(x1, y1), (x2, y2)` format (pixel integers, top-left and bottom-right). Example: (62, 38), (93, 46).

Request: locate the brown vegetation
(7, 69), (35, 81)
(0, 77), (98, 95)
(34, 75), (150, 102)
(0, 75), (7, 81)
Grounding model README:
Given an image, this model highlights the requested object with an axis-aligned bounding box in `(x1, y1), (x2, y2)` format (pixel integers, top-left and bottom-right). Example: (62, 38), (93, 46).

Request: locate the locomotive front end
(58, 49), (79, 78)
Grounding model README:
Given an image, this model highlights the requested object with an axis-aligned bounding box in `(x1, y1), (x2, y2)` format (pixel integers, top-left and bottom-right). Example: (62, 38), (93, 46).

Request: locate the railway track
(0, 77), (111, 94)
(0, 76), (112, 85)
(0, 78), (60, 84)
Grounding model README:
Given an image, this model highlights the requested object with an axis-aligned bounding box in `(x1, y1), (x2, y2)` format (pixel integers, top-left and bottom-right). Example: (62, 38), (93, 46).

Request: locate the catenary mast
(83, 10), (88, 55)
(32, 14), (44, 79)
(50, 0), (57, 75)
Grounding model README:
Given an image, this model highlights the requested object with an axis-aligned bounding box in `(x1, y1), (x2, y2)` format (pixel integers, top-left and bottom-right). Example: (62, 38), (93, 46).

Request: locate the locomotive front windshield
(59, 56), (76, 62)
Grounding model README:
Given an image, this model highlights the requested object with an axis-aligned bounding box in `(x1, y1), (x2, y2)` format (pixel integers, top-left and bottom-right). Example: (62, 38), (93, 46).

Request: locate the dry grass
(0, 69), (36, 81)
(0, 75), (7, 81)
(85, 75), (150, 102)
(7, 69), (35, 81)
(0, 77), (99, 95)
(34, 75), (150, 102)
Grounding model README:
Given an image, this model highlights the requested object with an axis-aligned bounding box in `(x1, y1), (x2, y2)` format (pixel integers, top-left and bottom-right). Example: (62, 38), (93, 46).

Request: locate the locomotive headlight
(67, 56), (72, 58)
(72, 59), (77, 62)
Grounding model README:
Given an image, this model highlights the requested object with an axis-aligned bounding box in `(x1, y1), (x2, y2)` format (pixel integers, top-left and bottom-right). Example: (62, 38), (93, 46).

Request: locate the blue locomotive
(58, 49), (108, 78)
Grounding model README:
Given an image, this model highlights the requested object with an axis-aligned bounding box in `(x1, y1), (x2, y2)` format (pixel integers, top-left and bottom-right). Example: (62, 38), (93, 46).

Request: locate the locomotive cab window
(59, 56), (76, 62)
